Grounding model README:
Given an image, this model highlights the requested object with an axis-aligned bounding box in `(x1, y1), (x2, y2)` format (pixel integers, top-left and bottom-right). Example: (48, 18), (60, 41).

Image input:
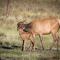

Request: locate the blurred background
(0, 0), (60, 60)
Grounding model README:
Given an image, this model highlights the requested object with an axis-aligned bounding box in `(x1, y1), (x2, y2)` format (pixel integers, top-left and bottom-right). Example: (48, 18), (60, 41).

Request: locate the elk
(17, 22), (35, 51)
(26, 17), (60, 50)
(17, 17), (60, 51)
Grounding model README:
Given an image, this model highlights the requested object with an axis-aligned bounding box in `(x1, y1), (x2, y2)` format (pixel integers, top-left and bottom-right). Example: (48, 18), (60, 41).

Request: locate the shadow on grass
(0, 44), (22, 50)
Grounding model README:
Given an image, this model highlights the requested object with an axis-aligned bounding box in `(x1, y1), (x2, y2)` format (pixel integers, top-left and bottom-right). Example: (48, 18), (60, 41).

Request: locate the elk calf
(17, 22), (35, 51)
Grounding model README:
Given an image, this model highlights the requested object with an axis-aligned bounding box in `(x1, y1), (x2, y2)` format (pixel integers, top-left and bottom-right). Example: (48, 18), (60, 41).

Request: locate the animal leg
(50, 33), (59, 50)
(22, 40), (24, 51)
(31, 40), (35, 51)
(39, 35), (44, 50)
(55, 33), (59, 51)
(30, 35), (35, 51)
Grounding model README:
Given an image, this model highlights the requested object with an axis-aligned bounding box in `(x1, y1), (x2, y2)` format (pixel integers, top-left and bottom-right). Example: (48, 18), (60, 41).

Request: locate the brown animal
(27, 17), (60, 50)
(17, 17), (60, 51)
(17, 22), (35, 51)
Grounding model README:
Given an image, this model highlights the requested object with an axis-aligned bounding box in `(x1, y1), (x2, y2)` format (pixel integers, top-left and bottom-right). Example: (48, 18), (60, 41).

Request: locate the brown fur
(28, 17), (60, 49)
(17, 17), (60, 50)
(17, 22), (34, 51)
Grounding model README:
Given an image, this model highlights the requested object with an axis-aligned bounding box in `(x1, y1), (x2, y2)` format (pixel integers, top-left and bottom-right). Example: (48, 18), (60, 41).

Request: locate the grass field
(0, 13), (60, 60)
(0, 46), (60, 60)
(0, 0), (60, 60)
(0, 42), (60, 60)
(0, 29), (60, 60)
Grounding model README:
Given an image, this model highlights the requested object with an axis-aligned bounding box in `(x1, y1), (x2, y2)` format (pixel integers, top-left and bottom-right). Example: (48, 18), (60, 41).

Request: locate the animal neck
(19, 29), (25, 34)
(23, 23), (32, 32)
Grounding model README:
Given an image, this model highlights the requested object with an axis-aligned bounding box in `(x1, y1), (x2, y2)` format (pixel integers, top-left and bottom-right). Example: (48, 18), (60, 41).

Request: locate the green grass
(0, 48), (60, 60)
(0, 30), (60, 60)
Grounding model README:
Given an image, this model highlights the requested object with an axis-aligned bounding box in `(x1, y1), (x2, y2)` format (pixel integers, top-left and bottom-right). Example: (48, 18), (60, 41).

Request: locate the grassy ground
(0, 47), (60, 60)
(0, 0), (60, 60)
(0, 24), (60, 60)
(0, 29), (60, 60)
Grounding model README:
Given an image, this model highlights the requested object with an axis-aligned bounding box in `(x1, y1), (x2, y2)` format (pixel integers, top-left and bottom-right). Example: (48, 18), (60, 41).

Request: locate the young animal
(17, 22), (35, 51)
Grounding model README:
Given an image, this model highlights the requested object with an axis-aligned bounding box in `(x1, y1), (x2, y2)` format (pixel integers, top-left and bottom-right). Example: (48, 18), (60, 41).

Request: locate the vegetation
(0, 0), (60, 60)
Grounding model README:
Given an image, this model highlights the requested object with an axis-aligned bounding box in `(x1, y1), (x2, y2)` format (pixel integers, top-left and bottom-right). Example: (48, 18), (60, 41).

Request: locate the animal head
(17, 22), (25, 30)
(17, 21), (32, 32)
